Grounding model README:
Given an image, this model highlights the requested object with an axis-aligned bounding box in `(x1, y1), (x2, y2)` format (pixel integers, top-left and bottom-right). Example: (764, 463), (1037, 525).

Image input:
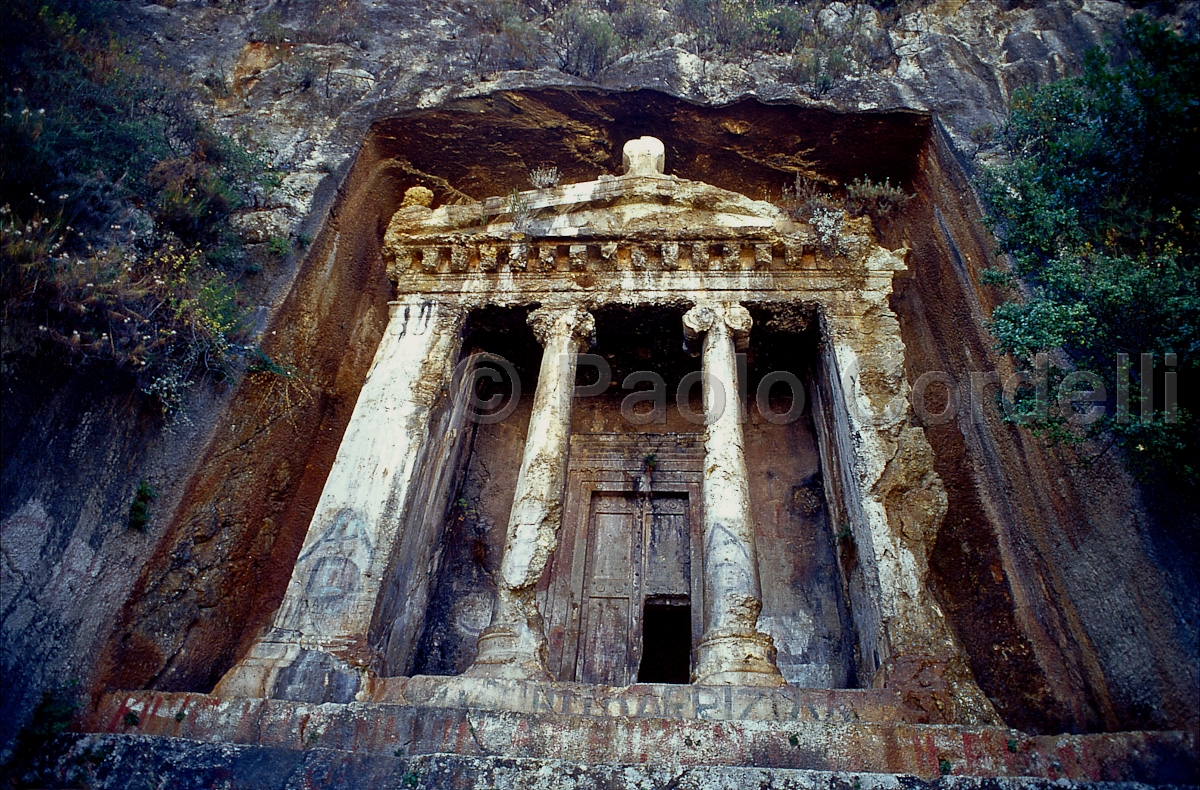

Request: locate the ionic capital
(528, 306), (596, 351)
(683, 302), (752, 351)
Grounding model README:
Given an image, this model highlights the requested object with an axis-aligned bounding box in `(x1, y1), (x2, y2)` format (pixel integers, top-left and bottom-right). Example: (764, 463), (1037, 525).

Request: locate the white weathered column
(684, 302), (785, 687)
(214, 298), (465, 701)
(466, 305), (595, 680)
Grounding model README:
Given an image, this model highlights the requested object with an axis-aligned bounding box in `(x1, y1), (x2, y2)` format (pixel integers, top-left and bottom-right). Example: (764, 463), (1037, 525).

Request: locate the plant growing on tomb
(810, 207), (847, 256)
(507, 188), (534, 233)
(845, 175), (912, 227)
(529, 164), (562, 189)
(778, 173), (847, 256)
(780, 173), (840, 221)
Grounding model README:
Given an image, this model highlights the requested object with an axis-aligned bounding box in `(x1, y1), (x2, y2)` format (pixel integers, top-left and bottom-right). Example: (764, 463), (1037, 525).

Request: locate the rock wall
(3, 0), (1198, 762)
(888, 125), (1199, 735)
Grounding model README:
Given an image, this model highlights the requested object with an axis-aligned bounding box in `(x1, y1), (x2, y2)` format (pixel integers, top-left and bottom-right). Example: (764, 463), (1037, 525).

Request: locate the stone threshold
(86, 691), (1197, 783)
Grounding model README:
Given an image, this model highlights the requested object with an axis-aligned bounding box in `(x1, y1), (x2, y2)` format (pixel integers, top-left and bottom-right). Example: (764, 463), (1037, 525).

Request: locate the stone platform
(57, 687), (1197, 787)
(16, 738), (1200, 790)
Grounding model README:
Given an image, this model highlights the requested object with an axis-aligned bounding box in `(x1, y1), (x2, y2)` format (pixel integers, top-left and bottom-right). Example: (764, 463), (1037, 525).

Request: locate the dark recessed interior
(586, 305), (698, 395)
(638, 600), (692, 685)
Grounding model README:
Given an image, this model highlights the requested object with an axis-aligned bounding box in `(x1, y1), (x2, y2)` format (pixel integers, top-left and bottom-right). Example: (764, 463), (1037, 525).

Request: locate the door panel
(646, 495), (690, 598)
(579, 596), (632, 685)
(576, 494), (639, 685)
(588, 501), (635, 588)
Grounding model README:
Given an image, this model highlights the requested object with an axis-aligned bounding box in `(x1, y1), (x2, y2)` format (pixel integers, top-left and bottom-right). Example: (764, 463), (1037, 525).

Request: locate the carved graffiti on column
(277, 508), (372, 635)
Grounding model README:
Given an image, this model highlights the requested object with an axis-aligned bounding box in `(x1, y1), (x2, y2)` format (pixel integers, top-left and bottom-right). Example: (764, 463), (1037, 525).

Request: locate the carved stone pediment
(381, 167), (893, 289)
(389, 173), (789, 240)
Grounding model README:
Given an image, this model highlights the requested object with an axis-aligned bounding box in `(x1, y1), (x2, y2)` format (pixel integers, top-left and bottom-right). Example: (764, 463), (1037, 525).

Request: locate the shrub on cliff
(555, 4), (620, 77)
(977, 14), (1200, 483)
(0, 0), (275, 412)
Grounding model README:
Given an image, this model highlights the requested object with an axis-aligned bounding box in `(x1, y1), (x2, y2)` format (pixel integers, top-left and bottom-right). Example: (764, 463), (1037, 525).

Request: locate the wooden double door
(539, 434), (705, 686)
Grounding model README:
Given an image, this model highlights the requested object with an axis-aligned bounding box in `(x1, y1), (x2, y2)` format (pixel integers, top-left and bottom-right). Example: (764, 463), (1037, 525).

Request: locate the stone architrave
(466, 305), (596, 680)
(214, 298), (465, 701)
(683, 303), (785, 687)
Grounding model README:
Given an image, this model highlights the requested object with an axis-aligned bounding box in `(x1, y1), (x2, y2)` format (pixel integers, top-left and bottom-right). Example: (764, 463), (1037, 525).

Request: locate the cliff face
(2, 0), (1197, 762)
(100, 0), (1155, 249)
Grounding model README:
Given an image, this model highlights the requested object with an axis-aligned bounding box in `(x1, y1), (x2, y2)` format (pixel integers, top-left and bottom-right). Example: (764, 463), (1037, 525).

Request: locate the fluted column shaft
(466, 305), (595, 680)
(684, 302), (785, 687)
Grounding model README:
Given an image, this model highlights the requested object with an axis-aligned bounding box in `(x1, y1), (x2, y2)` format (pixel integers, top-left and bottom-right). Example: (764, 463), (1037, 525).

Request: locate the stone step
(83, 691), (1197, 784)
(17, 736), (1200, 790)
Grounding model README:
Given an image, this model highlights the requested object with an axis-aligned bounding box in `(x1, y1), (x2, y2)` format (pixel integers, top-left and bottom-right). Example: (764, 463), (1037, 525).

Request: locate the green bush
(253, 10), (289, 44)
(555, 4), (620, 77)
(10, 679), (81, 769)
(464, 0), (544, 75)
(127, 479), (157, 532)
(977, 15), (1200, 483)
(268, 235), (292, 257)
(845, 175), (912, 225)
(612, 1), (664, 47)
(467, 0), (529, 36)
(758, 4), (805, 51)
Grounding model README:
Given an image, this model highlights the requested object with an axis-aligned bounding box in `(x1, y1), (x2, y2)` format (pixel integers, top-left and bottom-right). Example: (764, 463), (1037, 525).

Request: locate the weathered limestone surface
(199, 142), (996, 728)
(683, 302), (785, 687)
(623, 135), (666, 176)
(23, 732), (1199, 790)
(30, 690), (1192, 786)
(214, 298), (465, 702)
(467, 306), (596, 681)
(262, 147), (991, 723)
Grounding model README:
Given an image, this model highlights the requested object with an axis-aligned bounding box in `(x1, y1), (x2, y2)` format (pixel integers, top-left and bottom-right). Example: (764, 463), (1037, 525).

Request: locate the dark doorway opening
(638, 599), (691, 684)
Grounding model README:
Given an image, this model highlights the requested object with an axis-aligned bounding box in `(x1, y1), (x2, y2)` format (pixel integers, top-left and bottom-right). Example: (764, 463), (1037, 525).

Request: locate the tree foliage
(977, 15), (1200, 482)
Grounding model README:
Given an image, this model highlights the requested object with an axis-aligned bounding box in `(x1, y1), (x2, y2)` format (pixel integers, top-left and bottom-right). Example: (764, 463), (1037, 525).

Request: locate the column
(683, 302), (785, 687)
(466, 305), (596, 680)
(214, 298), (465, 702)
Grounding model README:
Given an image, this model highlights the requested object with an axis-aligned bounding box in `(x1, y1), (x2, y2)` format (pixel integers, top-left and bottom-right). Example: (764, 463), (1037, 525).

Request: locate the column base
(213, 637), (367, 703)
(462, 623), (552, 681)
(693, 627), (786, 687)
